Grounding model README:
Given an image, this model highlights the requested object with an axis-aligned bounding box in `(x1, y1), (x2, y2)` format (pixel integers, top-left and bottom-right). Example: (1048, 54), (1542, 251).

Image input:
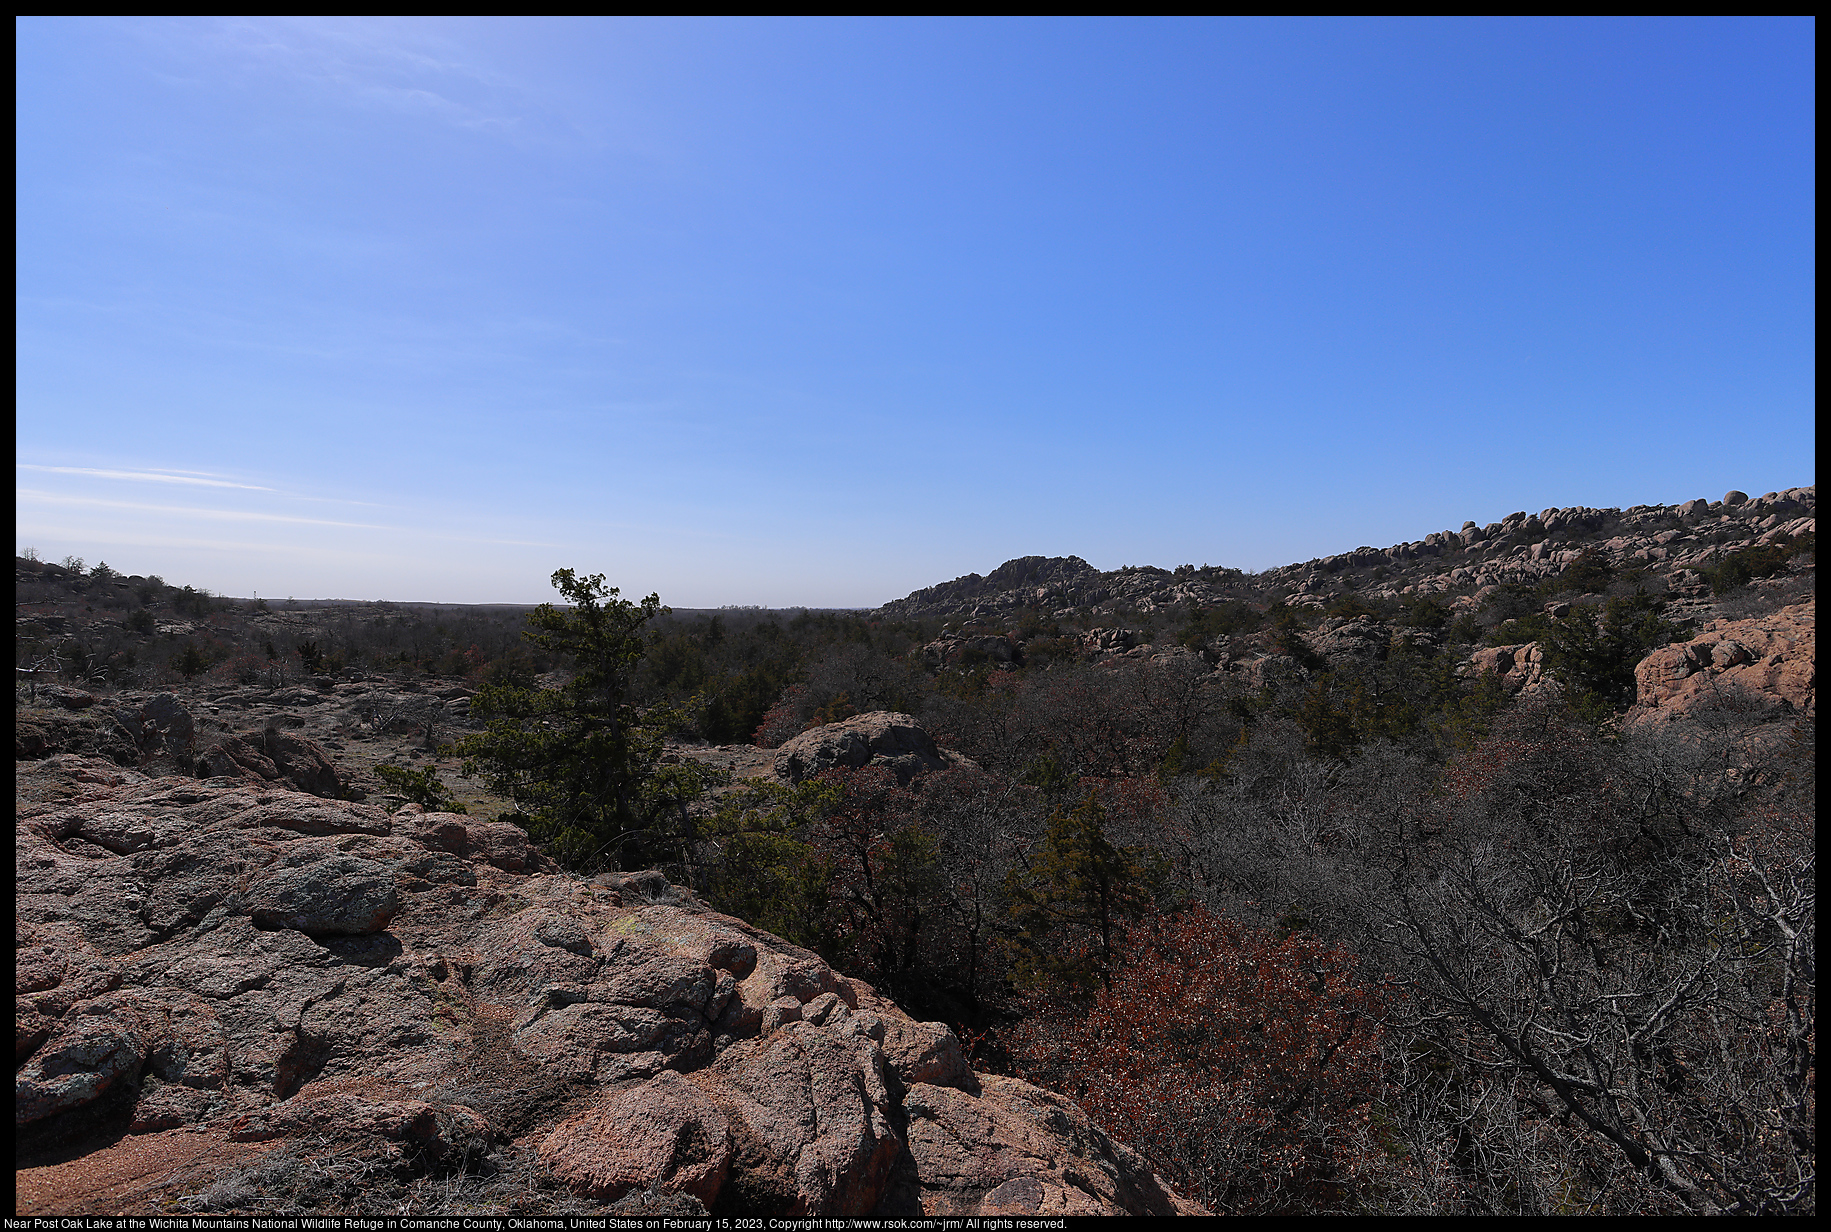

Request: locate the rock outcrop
(1465, 642), (1548, 693)
(1627, 600), (1815, 724)
(919, 633), (1018, 669)
(889, 1075), (1195, 1216)
(198, 729), (347, 798)
(112, 694), (197, 763)
(15, 706), (142, 765)
(773, 712), (953, 786)
(880, 556), (1106, 620)
(15, 757), (1198, 1217)
(1306, 616), (1393, 668)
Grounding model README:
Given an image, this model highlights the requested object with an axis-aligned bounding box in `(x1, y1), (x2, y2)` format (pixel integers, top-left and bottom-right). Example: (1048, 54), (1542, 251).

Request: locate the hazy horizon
(17, 18), (1815, 606)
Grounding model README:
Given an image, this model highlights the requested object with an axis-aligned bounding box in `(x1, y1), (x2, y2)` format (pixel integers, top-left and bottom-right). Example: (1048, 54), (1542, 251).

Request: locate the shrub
(1296, 681), (1362, 761)
(1387, 706), (1816, 1213)
(373, 763), (469, 813)
(1178, 601), (1265, 650)
(1446, 613), (1481, 644)
(170, 644), (213, 679)
(1538, 592), (1684, 717)
(1703, 534), (1809, 595)
(454, 569), (686, 871)
(690, 660), (798, 745)
(1011, 607), (1058, 641)
(1398, 595), (1450, 630)
(752, 684), (811, 748)
(1485, 612), (1554, 647)
(1270, 608), (1326, 671)
(1555, 547), (1615, 596)
(801, 766), (948, 1002)
(697, 778), (840, 954)
(1326, 595), (1384, 622)
(170, 585), (218, 617)
(1478, 582), (1545, 627)
(1004, 906), (1387, 1212)
(476, 647), (538, 690)
(1021, 634), (1080, 666)
(214, 651), (278, 687)
(806, 691), (858, 727)
(1003, 790), (1167, 993)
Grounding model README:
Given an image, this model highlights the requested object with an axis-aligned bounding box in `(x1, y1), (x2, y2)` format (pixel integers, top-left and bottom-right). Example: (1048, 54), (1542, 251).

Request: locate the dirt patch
(667, 742), (778, 785)
(17, 1128), (279, 1217)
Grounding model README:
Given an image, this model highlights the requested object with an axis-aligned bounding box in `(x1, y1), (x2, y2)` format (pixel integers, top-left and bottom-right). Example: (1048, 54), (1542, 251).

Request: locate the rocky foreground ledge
(15, 756), (1201, 1217)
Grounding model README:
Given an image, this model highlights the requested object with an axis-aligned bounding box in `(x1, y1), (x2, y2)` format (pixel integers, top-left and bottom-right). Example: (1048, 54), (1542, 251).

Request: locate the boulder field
(14, 755), (1200, 1217)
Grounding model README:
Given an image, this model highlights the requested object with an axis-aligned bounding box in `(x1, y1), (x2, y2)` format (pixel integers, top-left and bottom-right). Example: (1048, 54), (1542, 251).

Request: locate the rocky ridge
(876, 487), (1815, 620)
(878, 488), (1815, 723)
(14, 754), (1200, 1217)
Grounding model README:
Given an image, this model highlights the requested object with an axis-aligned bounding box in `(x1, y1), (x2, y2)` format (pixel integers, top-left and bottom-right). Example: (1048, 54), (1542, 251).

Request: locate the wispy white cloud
(16, 489), (391, 530)
(186, 17), (534, 136)
(17, 464), (275, 491)
(16, 460), (398, 509)
(17, 488), (565, 549)
(16, 524), (404, 564)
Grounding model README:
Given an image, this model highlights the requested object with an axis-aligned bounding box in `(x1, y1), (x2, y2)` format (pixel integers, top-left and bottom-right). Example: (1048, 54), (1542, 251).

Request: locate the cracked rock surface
(15, 756), (1200, 1217)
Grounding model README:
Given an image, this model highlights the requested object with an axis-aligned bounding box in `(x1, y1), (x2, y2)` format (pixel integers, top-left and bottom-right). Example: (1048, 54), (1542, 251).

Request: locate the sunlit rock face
(14, 758), (1200, 1216)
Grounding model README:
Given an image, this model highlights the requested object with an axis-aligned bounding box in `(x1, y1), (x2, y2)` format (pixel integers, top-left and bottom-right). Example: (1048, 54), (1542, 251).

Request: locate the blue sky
(16, 17), (1815, 606)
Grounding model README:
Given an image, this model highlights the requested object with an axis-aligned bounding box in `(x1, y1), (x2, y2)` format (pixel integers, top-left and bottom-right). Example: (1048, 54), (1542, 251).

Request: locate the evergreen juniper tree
(455, 569), (692, 870)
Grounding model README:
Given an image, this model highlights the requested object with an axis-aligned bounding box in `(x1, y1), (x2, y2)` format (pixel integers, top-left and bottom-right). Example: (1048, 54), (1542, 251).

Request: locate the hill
(876, 486), (1815, 622)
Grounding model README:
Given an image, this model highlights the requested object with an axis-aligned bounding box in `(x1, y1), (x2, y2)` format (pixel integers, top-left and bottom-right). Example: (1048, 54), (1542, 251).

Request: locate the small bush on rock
(1555, 548), (1615, 596)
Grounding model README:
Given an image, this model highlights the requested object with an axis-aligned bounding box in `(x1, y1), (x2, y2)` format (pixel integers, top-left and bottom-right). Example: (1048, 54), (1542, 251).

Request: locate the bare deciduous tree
(1374, 708), (1815, 1214)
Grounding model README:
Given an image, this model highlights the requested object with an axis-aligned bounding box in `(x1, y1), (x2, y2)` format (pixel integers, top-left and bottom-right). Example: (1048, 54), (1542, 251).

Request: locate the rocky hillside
(877, 486), (1815, 620)
(16, 754), (1200, 1217)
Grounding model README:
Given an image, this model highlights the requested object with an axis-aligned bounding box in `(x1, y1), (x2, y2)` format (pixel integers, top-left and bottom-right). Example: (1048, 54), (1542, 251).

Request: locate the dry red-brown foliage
(1004, 906), (1389, 1212)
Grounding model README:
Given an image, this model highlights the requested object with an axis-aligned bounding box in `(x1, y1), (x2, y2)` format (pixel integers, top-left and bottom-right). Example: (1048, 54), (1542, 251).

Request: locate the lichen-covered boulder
(539, 1070), (731, 1205)
(773, 713), (948, 786)
(247, 852), (400, 936)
